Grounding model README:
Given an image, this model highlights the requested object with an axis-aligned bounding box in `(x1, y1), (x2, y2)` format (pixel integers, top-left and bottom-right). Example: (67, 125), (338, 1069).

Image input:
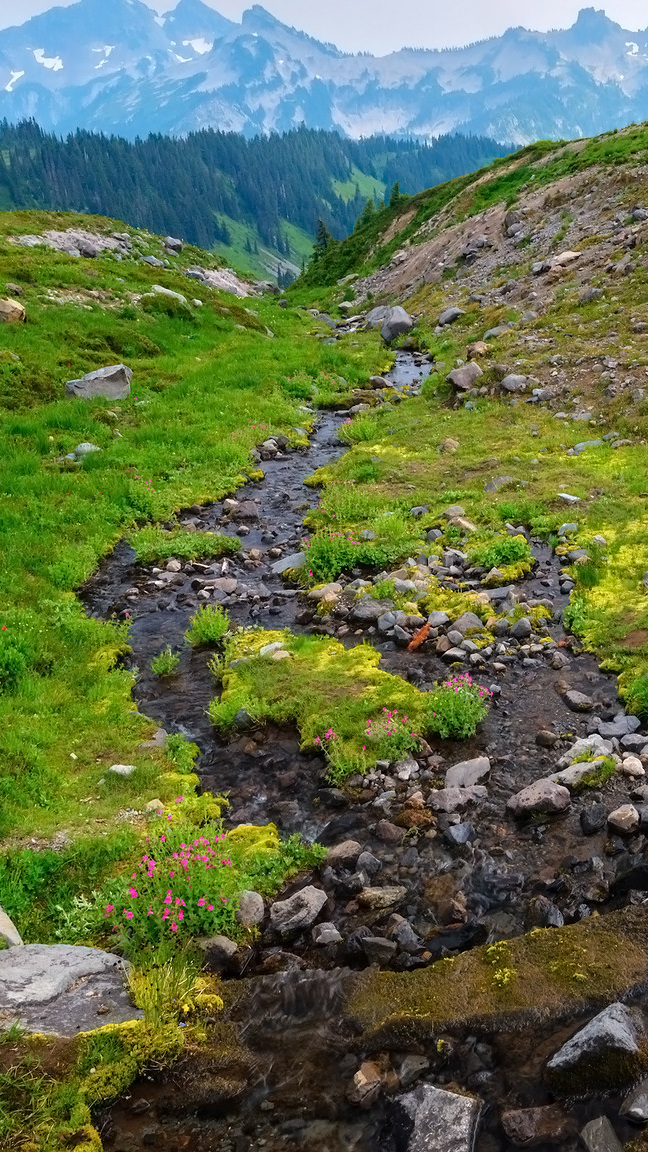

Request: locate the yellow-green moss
(348, 908), (648, 1051)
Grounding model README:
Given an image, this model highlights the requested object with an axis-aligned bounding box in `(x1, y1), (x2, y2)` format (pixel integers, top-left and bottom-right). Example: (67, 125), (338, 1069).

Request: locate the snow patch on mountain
(33, 48), (64, 71)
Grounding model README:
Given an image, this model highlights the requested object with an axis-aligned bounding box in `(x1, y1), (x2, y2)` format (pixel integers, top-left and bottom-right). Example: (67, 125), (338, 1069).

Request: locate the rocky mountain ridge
(2, 1), (648, 142)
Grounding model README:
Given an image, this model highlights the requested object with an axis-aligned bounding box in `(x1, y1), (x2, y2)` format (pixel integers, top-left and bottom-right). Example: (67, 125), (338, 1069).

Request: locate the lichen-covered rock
(65, 363), (132, 400)
(388, 1083), (482, 1152)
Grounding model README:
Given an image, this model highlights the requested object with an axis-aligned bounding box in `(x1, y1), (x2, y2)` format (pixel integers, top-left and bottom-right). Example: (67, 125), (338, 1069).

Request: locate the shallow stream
(85, 353), (648, 1152)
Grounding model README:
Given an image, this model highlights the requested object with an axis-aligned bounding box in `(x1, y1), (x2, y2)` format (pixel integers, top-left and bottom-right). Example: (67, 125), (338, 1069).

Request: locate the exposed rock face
(0, 944), (142, 1036)
(65, 363), (132, 399)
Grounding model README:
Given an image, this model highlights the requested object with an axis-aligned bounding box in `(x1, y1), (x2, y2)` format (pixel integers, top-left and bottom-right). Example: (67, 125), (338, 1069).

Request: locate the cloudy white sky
(2, 0), (648, 52)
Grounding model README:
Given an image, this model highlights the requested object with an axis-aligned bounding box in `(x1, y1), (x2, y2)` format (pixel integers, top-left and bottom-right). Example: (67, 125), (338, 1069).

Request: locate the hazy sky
(3, 0), (648, 53)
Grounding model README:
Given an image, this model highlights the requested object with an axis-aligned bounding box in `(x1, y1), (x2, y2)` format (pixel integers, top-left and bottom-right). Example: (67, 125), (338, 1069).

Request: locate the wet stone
(445, 756), (490, 788)
(546, 1003), (648, 1093)
(563, 689), (595, 712)
(581, 802), (607, 835)
(501, 1104), (575, 1147)
(388, 1083), (482, 1152)
(608, 804), (640, 834)
(269, 886), (328, 937)
(362, 935), (398, 964)
(311, 922), (342, 946)
(580, 1117), (623, 1152)
(620, 1075), (648, 1123)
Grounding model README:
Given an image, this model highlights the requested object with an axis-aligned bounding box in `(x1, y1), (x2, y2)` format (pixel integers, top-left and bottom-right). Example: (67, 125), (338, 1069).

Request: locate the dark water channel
(86, 353), (648, 1152)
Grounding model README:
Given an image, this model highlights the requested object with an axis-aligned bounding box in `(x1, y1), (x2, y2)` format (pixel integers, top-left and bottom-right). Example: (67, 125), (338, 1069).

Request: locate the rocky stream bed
(81, 353), (648, 1152)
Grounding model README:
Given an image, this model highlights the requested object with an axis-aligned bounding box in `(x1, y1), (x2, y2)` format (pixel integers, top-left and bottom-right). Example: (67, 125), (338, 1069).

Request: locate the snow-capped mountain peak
(1, 2), (647, 143)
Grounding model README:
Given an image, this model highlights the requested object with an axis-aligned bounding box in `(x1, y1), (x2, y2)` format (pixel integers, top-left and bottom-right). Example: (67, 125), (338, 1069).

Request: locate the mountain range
(2, 1), (648, 144)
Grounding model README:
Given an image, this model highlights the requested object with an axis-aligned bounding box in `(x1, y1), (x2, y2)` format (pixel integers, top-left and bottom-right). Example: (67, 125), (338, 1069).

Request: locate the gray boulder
(389, 1083), (482, 1152)
(580, 1117), (622, 1152)
(0, 944), (141, 1036)
(510, 617), (532, 640)
(445, 756), (490, 788)
(236, 890), (265, 928)
(452, 611), (483, 635)
(350, 597), (394, 624)
(381, 306), (414, 344)
(196, 934), (238, 973)
(447, 362), (483, 392)
(556, 734), (613, 769)
(438, 307), (466, 327)
(546, 1003), (648, 1093)
(269, 885), (328, 937)
(507, 779), (571, 817)
(65, 363), (132, 400)
(365, 306), (392, 329)
(0, 906), (22, 948)
(501, 374), (528, 393)
(271, 552), (306, 575)
(620, 1076), (648, 1123)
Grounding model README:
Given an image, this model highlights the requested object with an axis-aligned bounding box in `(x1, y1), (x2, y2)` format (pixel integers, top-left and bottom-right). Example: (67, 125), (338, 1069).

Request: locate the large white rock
(389, 1083), (482, 1152)
(65, 363), (132, 400)
(0, 944), (141, 1036)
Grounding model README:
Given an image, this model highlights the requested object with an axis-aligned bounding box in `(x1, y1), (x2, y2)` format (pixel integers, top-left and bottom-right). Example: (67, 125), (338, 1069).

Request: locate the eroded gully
(84, 353), (648, 1152)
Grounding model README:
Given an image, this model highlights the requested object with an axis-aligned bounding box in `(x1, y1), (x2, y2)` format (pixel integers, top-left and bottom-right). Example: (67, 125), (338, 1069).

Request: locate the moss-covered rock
(348, 909), (648, 1051)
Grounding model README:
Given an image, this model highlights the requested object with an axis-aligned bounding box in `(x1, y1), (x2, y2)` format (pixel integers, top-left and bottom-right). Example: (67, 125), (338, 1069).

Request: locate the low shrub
(100, 817), (323, 953)
(426, 673), (492, 739)
(185, 605), (229, 647)
(150, 647), (180, 677)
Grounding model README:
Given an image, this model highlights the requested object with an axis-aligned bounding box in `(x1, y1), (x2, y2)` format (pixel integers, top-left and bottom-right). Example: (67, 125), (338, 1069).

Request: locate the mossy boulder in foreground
(348, 909), (648, 1055)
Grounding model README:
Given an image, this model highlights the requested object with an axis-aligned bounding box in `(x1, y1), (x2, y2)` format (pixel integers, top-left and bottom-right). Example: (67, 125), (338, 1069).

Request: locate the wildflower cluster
(132, 473), (156, 493)
(103, 818), (233, 947)
(363, 707), (420, 759)
(313, 727), (338, 747)
(427, 673), (492, 740)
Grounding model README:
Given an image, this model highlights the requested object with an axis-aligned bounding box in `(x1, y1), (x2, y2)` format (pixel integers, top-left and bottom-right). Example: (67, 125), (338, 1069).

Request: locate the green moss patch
(348, 908), (648, 1051)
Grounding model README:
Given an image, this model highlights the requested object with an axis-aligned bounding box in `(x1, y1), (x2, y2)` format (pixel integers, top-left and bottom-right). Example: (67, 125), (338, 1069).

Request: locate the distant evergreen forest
(0, 120), (512, 258)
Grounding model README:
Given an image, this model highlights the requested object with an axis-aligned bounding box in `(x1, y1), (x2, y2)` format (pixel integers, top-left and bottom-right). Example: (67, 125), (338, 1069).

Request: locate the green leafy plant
(185, 605), (229, 647)
(468, 534), (531, 570)
(100, 817), (322, 954)
(426, 673), (491, 739)
(150, 647), (181, 677)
